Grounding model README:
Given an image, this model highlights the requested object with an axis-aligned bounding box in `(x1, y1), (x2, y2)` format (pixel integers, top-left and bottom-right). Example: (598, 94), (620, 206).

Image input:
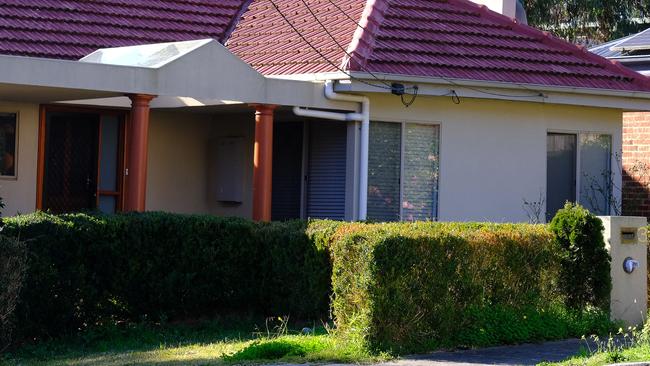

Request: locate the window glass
(0, 113), (17, 177)
(99, 115), (120, 191)
(98, 195), (117, 214)
(546, 133), (577, 220)
(579, 134), (612, 215)
(368, 122), (401, 221)
(402, 124), (440, 221)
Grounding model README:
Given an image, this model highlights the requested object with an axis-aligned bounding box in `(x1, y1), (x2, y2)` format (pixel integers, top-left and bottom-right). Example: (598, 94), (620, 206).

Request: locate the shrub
(329, 221), (610, 353)
(0, 235), (27, 351)
(549, 203), (611, 312)
(3, 212), (334, 345)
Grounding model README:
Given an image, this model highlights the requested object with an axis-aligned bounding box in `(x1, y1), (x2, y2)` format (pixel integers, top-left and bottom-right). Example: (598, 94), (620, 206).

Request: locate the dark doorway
(43, 113), (100, 213)
(271, 122), (304, 221)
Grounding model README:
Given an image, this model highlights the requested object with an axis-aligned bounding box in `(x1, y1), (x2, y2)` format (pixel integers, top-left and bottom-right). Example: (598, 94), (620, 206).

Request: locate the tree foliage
(523, 0), (650, 45)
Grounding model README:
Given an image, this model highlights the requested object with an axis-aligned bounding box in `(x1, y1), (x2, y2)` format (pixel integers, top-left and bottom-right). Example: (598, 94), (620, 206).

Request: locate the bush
(329, 221), (610, 353)
(4, 210), (613, 353)
(0, 235), (27, 351)
(3, 212), (335, 345)
(549, 203), (611, 312)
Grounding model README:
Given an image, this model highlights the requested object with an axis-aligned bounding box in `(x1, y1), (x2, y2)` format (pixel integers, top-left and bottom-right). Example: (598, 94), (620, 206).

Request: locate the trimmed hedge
(2, 208), (612, 353)
(328, 221), (611, 353)
(3, 212), (336, 344)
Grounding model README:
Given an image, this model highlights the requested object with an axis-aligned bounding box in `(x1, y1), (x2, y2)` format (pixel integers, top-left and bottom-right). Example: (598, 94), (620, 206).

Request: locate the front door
(43, 113), (99, 213)
(40, 109), (125, 214)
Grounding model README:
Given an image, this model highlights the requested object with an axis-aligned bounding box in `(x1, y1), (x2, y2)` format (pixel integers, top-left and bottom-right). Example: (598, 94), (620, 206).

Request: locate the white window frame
(0, 111), (18, 180)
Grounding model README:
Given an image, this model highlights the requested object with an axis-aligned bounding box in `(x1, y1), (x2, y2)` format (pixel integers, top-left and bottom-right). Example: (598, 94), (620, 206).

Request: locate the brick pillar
(251, 104), (276, 222)
(125, 94), (155, 212)
(622, 112), (650, 217)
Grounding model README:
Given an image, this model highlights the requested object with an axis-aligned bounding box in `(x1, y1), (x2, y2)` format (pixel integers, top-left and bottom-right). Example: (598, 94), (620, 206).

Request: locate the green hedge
(3, 208), (612, 352)
(328, 220), (611, 353)
(3, 212), (336, 344)
(550, 203), (611, 311)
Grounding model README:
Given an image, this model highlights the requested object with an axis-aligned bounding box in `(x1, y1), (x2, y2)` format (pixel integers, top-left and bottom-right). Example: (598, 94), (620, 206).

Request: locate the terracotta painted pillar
(251, 104), (277, 222)
(125, 94), (156, 212)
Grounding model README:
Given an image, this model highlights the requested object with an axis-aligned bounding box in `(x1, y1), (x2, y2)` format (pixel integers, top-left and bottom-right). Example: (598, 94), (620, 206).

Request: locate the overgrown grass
(540, 326), (650, 366)
(1, 319), (386, 366)
(540, 344), (650, 366)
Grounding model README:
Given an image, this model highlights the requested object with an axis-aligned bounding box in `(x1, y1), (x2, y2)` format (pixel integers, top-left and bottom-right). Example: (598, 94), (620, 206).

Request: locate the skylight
(80, 39), (213, 68)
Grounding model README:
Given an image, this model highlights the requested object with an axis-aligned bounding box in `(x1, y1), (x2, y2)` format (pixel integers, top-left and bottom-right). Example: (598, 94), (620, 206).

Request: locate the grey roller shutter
(306, 121), (347, 220)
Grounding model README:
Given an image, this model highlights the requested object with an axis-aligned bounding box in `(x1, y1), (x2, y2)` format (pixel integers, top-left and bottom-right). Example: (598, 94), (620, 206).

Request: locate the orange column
(125, 94), (156, 212)
(252, 104), (277, 221)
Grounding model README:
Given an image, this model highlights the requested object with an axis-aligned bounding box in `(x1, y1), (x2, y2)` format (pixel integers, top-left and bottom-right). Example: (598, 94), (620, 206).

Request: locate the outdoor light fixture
(623, 257), (640, 274)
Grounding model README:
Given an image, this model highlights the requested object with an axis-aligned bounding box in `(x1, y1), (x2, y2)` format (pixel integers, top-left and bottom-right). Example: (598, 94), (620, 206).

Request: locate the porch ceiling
(0, 83), (119, 103)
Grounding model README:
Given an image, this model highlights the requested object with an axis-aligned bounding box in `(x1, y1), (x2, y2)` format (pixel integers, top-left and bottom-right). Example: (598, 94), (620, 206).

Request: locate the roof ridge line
(344, 0), (388, 72)
(448, 0), (650, 90)
(222, 0), (253, 44)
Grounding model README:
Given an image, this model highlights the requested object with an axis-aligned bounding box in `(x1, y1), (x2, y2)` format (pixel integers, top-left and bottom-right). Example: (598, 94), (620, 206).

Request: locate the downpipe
(293, 80), (370, 221)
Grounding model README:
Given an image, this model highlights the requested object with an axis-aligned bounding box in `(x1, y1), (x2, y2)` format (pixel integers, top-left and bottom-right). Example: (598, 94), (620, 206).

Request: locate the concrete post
(599, 216), (648, 326)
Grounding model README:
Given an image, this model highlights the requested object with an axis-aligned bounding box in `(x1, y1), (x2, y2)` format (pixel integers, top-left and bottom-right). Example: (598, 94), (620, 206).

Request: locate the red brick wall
(623, 112), (650, 217)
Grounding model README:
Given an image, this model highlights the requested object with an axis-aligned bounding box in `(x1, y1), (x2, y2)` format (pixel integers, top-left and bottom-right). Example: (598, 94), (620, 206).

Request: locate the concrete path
(384, 339), (585, 365)
(279, 339), (587, 366)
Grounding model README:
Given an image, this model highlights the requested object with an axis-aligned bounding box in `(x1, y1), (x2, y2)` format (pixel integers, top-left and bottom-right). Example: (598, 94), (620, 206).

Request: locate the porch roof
(0, 39), (352, 110)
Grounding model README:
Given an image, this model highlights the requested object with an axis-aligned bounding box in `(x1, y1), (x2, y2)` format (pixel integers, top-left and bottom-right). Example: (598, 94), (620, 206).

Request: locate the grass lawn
(540, 335), (650, 366)
(1, 319), (387, 366)
(540, 345), (650, 366)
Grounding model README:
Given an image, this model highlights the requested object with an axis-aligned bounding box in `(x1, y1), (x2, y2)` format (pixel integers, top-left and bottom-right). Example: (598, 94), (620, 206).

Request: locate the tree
(523, 0), (650, 45)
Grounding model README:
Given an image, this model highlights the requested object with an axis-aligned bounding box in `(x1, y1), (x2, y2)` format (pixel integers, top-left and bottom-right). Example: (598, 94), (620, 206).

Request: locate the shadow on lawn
(6, 319), (258, 363)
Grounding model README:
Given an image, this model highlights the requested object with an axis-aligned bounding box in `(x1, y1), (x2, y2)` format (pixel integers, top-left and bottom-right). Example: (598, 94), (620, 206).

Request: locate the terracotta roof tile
(0, 0), (247, 59)
(230, 0), (650, 92)
(227, 0), (366, 75)
(0, 0), (649, 93)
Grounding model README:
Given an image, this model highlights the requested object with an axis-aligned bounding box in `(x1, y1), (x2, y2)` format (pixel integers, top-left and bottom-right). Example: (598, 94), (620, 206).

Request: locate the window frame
(0, 111), (19, 180)
(369, 119), (441, 222)
(546, 129), (614, 216)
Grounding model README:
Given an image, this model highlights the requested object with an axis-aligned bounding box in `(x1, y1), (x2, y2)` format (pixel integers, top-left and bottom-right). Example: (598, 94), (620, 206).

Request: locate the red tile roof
(0, 0), (247, 60)
(0, 0), (649, 93)
(229, 0), (650, 92)
(227, 0), (366, 75)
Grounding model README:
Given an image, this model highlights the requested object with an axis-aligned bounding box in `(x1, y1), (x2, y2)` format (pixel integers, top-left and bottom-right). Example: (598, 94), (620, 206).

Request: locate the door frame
(36, 105), (129, 212)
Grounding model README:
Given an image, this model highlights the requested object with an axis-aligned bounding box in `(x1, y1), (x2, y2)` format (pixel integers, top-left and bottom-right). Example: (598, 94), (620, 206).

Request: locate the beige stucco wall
(145, 110), (254, 218)
(368, 93), (623, 222)
(0, 94), (624, 223)
(0, 101), (39, 216)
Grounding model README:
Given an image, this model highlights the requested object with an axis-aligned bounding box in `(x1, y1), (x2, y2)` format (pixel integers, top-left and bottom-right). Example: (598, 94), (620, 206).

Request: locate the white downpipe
(292, 80), (370, 221)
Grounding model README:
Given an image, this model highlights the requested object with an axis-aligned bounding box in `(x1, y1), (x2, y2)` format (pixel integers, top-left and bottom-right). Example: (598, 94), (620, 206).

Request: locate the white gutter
(293, 80), (370, 221)
(274, 70), (650, 101)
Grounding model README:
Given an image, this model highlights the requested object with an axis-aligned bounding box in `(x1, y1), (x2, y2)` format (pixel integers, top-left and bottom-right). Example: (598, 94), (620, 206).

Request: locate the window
(579, 134), (612, 215)
(0, 113), (17, 178)
(368, 122), (440, 222)
(546, 132), (612, 219)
